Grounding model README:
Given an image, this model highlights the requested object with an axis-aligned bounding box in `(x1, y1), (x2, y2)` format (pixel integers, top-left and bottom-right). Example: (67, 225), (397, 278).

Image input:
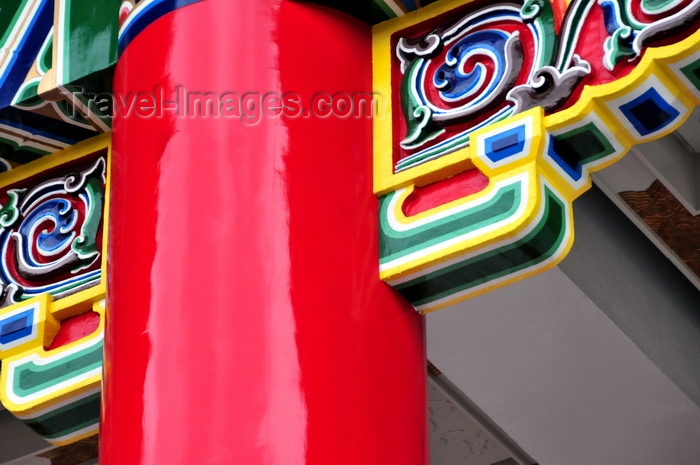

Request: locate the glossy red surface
(403, 169), (490, 217)
(103, 1), (427, 464)
(46, 311), (100, 351)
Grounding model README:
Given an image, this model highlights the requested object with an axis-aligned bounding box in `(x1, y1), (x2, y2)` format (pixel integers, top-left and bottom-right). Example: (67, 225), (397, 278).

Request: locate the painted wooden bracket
(0, 135), (109, 444)
(0, 0), (205, 169)
(373, 0), (700, 313)
(0, 294), (105, 445)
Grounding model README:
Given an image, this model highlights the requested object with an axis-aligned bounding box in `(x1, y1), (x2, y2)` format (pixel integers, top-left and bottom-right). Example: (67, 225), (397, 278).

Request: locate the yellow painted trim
(387, 107), (543, 225)
(373, 4), (700, 194)
(380, 108), (547, 280)
(0, 134), (110, 421)
(0, 298), (105, 415)
(373, 4), (700, 312)
(420, 171), (576, 314)
(373, 0), (490, 195)
(0, 133), (111, 189)
(52, 284), (106, 320)
(545, 30), (700, 129)
(0, 294), (59, 359)
(380, 165), (539, 282)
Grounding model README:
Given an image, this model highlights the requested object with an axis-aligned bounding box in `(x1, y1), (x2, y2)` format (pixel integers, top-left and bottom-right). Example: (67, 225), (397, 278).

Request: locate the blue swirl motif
(434, 30), (511, 105)
(0, 157), (105, 307)
(19, 199), (77, 259)
(599, 0), (630, 34)
(395, 0), (700, 174)
(599, 0), (638, 70)
(394, 5), (526, 170)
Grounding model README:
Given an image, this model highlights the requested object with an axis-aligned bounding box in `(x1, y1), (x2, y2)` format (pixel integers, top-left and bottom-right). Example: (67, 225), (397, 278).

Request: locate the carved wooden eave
(591, 112), (700, 290)
(622, 180), (700, 278)
(37, 435), (99, 465)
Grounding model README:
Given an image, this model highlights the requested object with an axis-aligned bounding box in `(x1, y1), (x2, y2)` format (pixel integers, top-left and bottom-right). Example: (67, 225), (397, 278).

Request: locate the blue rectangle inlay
(485, 125), (526, 163)
(619, 87), (680, 137)
(0, 310), (34, 345)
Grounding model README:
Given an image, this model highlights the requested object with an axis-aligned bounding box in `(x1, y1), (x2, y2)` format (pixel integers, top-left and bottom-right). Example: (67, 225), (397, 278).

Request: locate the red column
(102, 1), (427, 464)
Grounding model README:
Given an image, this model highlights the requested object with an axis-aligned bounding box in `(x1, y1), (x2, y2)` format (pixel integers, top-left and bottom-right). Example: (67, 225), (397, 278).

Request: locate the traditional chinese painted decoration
(374, 0), (700, 312)
(0, 0), (202, 173)
(0, 157), (105, 306)
(0, 136), (108, 445)
(0, 0), (120, 169)
(0, 296), (105, 445)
